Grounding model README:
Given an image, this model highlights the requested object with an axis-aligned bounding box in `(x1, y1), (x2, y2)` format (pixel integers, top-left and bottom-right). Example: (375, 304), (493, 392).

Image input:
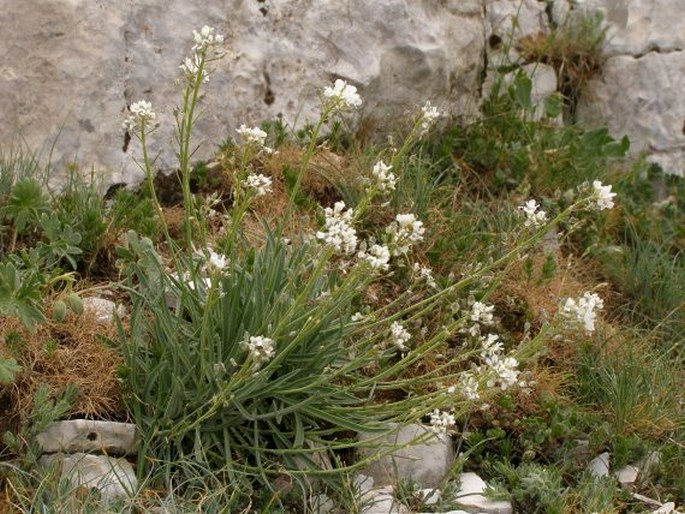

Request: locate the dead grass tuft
(0, 311), (124, 433)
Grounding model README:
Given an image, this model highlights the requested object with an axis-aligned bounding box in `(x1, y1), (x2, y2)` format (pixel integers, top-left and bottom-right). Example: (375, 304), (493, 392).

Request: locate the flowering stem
(177, 52), (207, 251)
(279, 107), (333, 232)
(140, 124), (171, 244)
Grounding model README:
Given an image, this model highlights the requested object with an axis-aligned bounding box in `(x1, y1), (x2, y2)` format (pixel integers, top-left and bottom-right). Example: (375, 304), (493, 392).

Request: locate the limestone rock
(357, 423), (455, 489)
(0, 0), (484, 190)
(483, 63), (559, 121)
(39, 453), (137, 504)
(312, 493), (336, 514)
(578, 0), (685, 56)
(453, 472), (514, 514)
(588, 451), (611, 478)
(487, 0), (549, 44)
(36, 420), (140, 456)
(486, 0), (549, 69)
(355, 473), (375, 496)
(81, 297), (126, 325)
(615, 464), (639, 486)
(361, 486), (410, 514)
(652, 502), (676, 514)
(417, 488), (441, 506)
(578, 51), (685, 176)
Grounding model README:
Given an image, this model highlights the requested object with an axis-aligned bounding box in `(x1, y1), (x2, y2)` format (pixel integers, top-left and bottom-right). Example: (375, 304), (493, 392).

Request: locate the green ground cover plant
(0, 19), (682, 514)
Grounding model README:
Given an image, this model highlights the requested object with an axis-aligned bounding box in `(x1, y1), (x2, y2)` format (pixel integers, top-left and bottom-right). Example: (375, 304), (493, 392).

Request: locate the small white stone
(417, 488), (441, 505)
(82, 297), (126, 325)
(39, 453), (137, 504)
(36, 420), (140, 455)
(588, 452), (611, 478)
(357, 423), (455, 489)
(453, 472), (513, 514)
(355, 473), (375, 495)
(311, 493), (335, 514)
(652, 502), (676, 514)
(362, 492), (410, 514)
(615, 464), (639, 486)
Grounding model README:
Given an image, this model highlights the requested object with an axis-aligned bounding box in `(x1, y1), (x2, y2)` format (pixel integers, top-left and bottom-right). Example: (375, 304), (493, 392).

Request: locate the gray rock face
(357, 423), (455, 489)
(2, 0), (683, 188)
(39, 452), (137, 504)
(577, 51), (685, 176)
(36, 420), (140, 456)
(579, 0), (685, 56)
(0, 0), (484, 190)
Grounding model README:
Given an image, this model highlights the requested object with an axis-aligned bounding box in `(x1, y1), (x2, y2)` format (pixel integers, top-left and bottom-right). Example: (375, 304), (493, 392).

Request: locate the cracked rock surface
(1, 0), (681, 194)
(0, 0), (483, 190)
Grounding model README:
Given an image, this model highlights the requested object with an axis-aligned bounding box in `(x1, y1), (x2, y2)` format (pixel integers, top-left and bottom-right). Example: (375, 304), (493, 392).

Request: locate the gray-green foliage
(117, 226), (437, 502)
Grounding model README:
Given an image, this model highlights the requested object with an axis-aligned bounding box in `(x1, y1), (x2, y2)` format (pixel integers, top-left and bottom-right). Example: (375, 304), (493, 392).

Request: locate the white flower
(487, 355), (521, 391)
(471, 301), (495, 326)
(518, 199), (548, 228)
(316, 201), (358, 254)
(480, 333), (503, 360)
(122, 100), (156, 131)
(371, 161), (396, 193)
(386, 213), (425, 256)
(591, 181), (616, 210)
(180, 54), (208, 82)
(323, 79), (362, 110)
(477, 333), (522, 391)
(413, 263), (437, 289)
(242, 335), (276, 366)
(243, 173), (273, 197)
(236, 125), (268, 147)
(192, 25), (224, 52)
(390, 321), (411, 352)
(561, 291), (604, 332)
(419, 101), (441, 136)
(460, 373), (481, 401)
(207, 250), (229, 271)
(429, 409), (456, 434)
(351, 312), (364, 322)
(359, 243), (390, 270)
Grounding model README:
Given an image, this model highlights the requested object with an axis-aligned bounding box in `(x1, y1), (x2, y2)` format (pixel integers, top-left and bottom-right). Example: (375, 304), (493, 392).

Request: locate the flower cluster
(242, 335), (276, 366)
(470, 301), (495, 326)
(323, 79), (362, 111)
(122, 100), (156, 132)
(413, 263), (437, 289)
(359, 243), (390, 270)
(243, 173), (273, 197)
(480, 334), (521, 391)
(386, 213), (425, 256)
(180, 54), (207, 82)
(561, 291), (604, 332)
(458, 373), (481, 401)
(518, 199), (548, 228)
(591, 180), (616, 210)
(192, 25), (225, 52)
(180, 25), (224, 83)
(236, 125), (268, 147)
(316, 201), (358, 254)
(370, 160), (396, 193)
(390, 321), (411, 352)
(429, 409), (456, 434)
(206, 250), (229, 272)
(419, 101), (441, 137)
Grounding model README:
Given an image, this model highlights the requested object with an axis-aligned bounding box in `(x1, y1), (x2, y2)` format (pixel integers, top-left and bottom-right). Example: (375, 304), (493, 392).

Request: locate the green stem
(178, 52), (208, 251)
(140, 124), (171, 245)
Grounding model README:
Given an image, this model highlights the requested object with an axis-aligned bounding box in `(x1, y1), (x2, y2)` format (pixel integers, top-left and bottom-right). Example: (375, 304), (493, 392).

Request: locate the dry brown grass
(0, 310), (124, 434)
